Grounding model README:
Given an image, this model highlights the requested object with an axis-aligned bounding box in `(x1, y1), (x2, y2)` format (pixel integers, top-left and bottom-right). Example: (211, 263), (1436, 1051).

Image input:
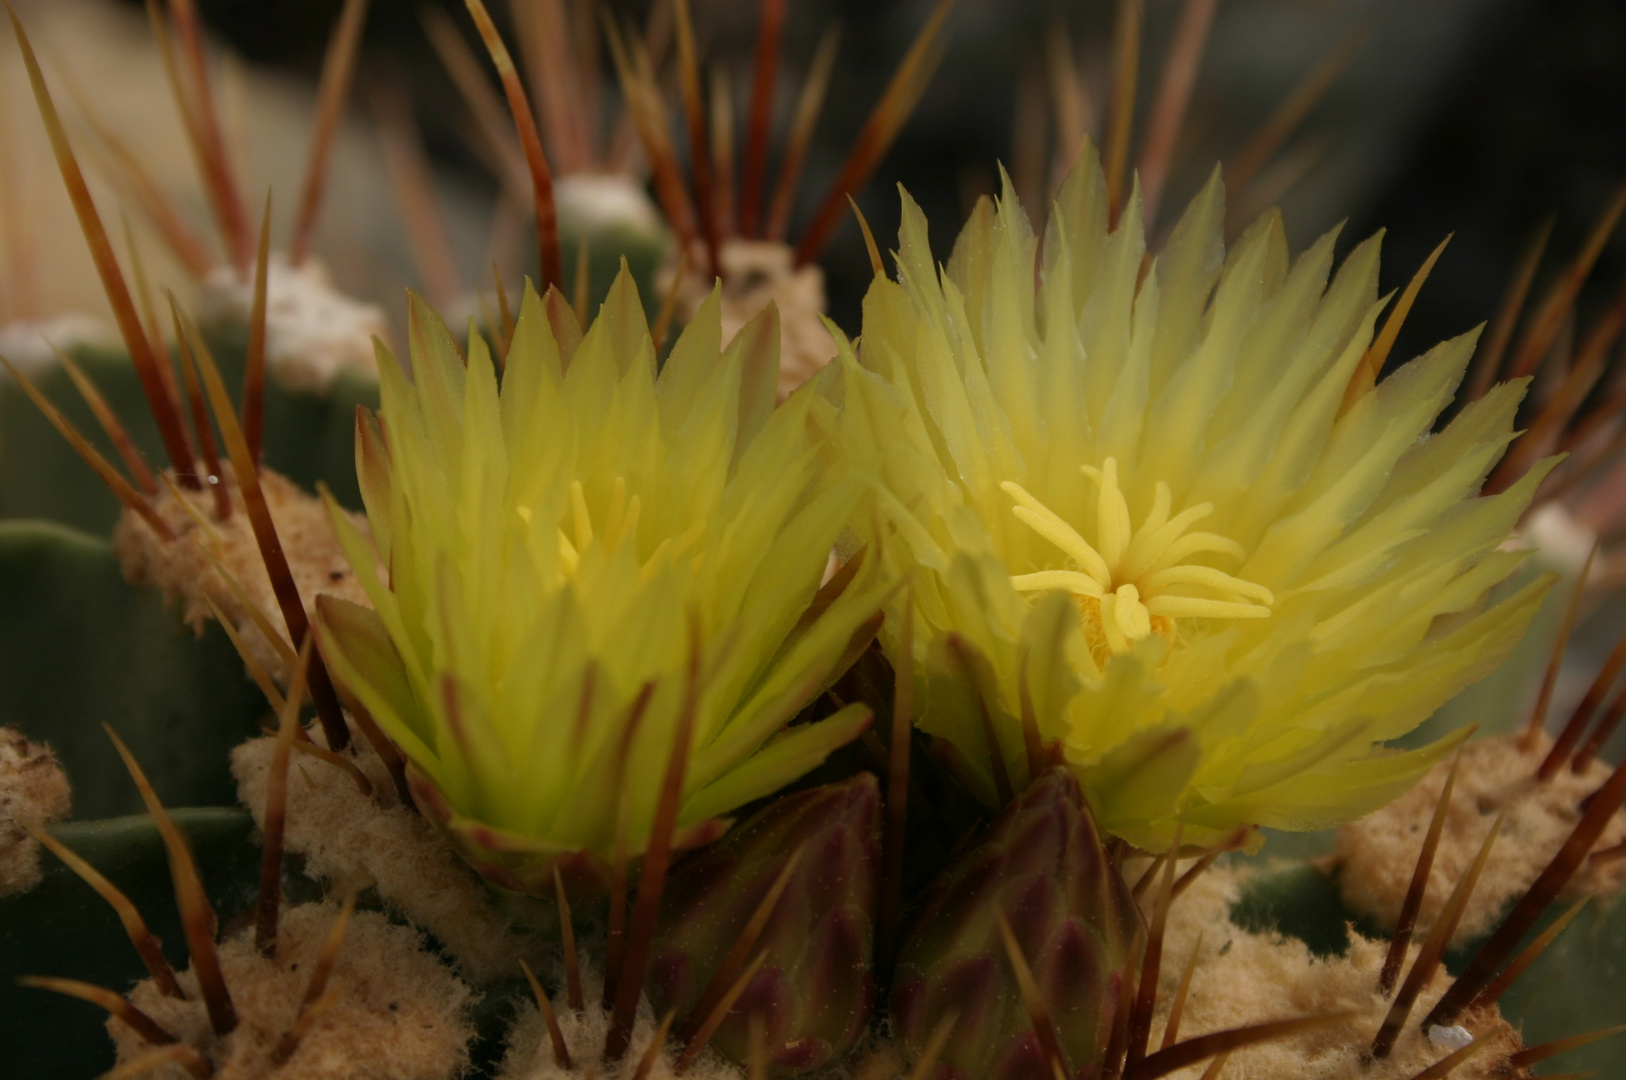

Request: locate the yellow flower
(836, 146), (1554, 850)
(316, 270), (887, 893)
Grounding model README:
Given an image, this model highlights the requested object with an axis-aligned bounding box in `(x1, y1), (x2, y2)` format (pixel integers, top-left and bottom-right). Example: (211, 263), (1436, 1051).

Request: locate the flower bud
(891, 767), (1140, 1080)
(650, 774), (881, 1073)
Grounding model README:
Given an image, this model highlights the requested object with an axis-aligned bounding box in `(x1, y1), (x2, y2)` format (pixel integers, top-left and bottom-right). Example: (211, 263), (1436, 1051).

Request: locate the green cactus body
(0, 336), (374, 535)
(891, 767), (1140, 1080)
(649, 774), (880, 1074)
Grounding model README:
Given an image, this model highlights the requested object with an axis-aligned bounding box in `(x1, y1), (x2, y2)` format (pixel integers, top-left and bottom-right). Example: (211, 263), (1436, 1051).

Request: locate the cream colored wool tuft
(113, 903), (475, 1080)
(498, 958), (741, 1080)
(197, 255), (386, 393)
(0, 726), (71, 897)
(233, 724), (540, 983)
(1336, 731), (1626, 946)
(1137, 863), (1523, 1080)
(113, 467), (372, 683)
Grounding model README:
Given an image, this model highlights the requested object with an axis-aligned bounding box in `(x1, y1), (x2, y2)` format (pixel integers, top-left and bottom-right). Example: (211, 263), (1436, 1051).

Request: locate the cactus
(4, 2), (1626, 1079)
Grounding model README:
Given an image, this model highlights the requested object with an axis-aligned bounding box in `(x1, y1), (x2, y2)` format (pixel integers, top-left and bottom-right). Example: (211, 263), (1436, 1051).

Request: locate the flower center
(1002, 458), (1273, 661)
(515, 477), (648, 582)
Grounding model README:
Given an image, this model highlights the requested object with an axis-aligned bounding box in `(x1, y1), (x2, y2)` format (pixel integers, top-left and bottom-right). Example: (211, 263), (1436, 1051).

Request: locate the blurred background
(3, 0), (1623, 367)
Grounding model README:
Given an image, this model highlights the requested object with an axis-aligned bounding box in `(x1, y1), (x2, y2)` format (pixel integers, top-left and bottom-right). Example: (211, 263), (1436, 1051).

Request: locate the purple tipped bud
(650, 775), (881, 1074)
(892, 767), (1140, 1080)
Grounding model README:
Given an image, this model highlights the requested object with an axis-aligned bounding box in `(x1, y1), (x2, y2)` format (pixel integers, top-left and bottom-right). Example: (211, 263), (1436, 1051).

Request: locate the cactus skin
(891, 767), (1141, 1080)
(0, 809), (266, 1078)
(0, 521), (265, 816)
(649, 774), (881, 1074)
(0, 336), (373, 536)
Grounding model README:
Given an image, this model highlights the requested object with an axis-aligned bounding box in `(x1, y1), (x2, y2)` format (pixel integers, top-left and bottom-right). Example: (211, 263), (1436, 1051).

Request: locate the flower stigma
(1002, 457), (1274, 661)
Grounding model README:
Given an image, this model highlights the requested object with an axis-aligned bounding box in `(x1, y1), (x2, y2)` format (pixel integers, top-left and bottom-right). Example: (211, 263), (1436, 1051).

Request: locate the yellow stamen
(557, 529), (581, 576)
(570, 479), (594, 551)
(604, 476), (628, 545)
(1010, 569), (1105, 597)
(1006, 458), (1274, 661)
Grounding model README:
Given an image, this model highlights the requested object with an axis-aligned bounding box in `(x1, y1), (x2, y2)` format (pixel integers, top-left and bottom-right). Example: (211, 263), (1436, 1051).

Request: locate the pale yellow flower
(836, 147), (1554, 849)
(317, 273), (888, 892)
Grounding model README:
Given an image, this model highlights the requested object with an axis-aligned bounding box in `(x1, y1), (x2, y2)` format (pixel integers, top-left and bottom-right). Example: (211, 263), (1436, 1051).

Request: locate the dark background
(123, 0), (1626, 368)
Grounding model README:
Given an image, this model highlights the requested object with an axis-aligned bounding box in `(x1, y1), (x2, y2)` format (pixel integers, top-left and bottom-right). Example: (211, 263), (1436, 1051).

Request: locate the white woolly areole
(554, 174), (664, 236)
(113, 903), (476, 1080)
(199, 255), (384, 393)
(1427, 1025), (1474, 1051)
(0, 313), (119, 376)
(0, 727), (71, 898)
(1124, 861), (1522, 1080)
(1521, 501), (1598, 577)
(1335, 731), (1626, 947)
(112, 467), (371, 686)
(498, 958), (744, 1080)
(232, 722), (540, 983)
